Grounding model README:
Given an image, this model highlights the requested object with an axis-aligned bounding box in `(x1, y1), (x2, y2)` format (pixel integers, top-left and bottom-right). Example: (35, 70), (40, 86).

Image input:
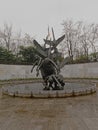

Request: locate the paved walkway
(0, 82), (98, 130)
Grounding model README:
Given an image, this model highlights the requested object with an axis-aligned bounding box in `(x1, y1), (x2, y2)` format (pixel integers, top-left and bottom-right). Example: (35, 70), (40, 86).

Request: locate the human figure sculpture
(31, 55), (65, 90)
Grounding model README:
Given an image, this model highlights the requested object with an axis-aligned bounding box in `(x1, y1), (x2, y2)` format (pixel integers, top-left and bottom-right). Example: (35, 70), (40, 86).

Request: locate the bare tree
(62, 20), (83, 59)
(0, 23), (35, 55)
(11, 30), (22, 54)
(22, 33), (34, 47)
(0, 23), (13, 51)
(79, 25), (90, 57)
(62, 20), (98, 59)
(88, 24), (98, 53)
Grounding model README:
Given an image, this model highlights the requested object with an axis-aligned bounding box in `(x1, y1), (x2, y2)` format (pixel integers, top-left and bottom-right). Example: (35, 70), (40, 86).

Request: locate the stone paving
(0, 82), (98, 130)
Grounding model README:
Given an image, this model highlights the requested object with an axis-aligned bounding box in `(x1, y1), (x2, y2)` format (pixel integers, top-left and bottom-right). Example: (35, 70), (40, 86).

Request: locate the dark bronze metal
(31, 28), (71, 90)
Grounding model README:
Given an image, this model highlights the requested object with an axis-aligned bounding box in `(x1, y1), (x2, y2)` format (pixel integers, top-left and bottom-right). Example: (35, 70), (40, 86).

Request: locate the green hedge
(0, 46), (36, 65)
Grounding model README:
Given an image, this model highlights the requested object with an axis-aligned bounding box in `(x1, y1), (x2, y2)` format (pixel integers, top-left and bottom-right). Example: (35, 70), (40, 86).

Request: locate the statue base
(2, 82), (96, 98)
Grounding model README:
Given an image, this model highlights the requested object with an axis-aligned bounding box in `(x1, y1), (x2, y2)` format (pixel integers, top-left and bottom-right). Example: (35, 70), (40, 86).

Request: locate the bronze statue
(31, 28), (71, 90)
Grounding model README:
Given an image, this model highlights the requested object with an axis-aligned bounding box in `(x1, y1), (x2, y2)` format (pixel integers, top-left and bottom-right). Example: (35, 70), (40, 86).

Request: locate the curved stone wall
(61, 62), (98, 78)
(0, 62), (98, 80)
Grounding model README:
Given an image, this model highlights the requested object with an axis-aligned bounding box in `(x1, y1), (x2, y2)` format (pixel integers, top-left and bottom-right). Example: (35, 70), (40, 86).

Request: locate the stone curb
(2, 82), (96, 98)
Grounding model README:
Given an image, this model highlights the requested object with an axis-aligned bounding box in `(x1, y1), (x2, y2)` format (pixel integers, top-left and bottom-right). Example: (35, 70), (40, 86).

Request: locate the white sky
(0, 0), (98, 43)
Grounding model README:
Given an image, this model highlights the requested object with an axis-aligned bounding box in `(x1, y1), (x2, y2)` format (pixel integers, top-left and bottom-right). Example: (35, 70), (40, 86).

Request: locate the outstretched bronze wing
(54, 35), (65, 47)
(33, 40), (47, 58)
(43, 35), (65, 47)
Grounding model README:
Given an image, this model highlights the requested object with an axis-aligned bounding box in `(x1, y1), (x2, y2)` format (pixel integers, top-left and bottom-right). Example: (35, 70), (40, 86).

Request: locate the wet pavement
(0, 83), (98, 130)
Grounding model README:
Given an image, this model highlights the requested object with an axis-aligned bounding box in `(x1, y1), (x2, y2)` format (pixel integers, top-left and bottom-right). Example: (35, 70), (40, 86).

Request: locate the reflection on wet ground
(0, 83), (98, 130)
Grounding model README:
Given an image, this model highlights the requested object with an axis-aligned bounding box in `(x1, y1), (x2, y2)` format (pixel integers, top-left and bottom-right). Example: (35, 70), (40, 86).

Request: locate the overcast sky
(0, 0), (98, 43)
